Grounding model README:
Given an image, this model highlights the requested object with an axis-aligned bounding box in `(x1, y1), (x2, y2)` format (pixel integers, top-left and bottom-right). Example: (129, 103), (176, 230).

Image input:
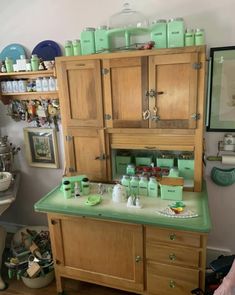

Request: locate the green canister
(185, 29), (195, 46)
(126, 164), (135, 176)
(195, 28), (205, 45)
(5, 57), (13, 73)
(95, 25), (110, 53)
(81, 177), (90, 195)
(80, 27), (96, 55)
(72, 39), (81, 56)
(148, 176), (158, 197)
(150, 19), (167, 48)
(121, 175), (130, 195)
(31, 54), (39, 71)
(130, 176), (139, 196)
(167, 17), (185, 48)
(65, 40), (74, 56)
(138, 176), (148, 196)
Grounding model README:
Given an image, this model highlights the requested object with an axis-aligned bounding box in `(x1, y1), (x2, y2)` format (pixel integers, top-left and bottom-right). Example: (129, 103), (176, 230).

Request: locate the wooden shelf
(0, 70), (56, 79)
(1, 91), (59, 101)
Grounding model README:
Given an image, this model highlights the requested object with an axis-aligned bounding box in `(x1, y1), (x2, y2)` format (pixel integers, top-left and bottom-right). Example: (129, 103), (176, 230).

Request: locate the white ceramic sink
(0, 171), (20, 215)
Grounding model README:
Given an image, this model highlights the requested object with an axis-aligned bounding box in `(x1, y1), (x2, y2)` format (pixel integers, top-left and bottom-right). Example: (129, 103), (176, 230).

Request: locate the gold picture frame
(24, 127), (59, 168)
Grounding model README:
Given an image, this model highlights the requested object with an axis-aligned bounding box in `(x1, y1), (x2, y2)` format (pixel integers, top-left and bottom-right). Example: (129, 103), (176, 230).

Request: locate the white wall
(0, 0), (235, 252)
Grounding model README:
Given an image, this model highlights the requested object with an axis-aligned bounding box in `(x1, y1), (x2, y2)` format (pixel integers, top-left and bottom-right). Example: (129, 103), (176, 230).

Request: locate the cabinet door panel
(50, 215), (144, 292)
(149, 52), (198, 129)
(103, 57), (148, 128)
(65, 128), (107, 181)
(57, 59), (103, 127)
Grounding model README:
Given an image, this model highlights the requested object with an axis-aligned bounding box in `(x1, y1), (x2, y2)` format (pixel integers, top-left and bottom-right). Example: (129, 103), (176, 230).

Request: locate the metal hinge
(191, 113), (201, 120)
(192, 62), (202, 70)
(145, 89), (157, 97)
(102, 68), (109, 75)
(65, 135), (73, 141)
(104, 114), (112, 120)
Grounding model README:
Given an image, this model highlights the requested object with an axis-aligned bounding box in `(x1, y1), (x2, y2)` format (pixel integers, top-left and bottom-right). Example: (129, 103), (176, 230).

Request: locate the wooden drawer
(147, 262), (199, 295)
(146, 244), (200, 268)
(145, 226), (201, 248)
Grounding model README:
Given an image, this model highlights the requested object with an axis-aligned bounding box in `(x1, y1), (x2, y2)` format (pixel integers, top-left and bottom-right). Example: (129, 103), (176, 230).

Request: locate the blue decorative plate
(32, 40), (62, 61)
(0, 43), (26, 63)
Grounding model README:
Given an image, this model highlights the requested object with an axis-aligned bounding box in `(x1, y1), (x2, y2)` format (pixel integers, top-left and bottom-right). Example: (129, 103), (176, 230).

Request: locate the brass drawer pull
(169, 233), (176, 240)
(135, 255), (142, 263)
(169, 280), (176, 288)
(55, 259), (61, 265)
(169, 253), (176, 261)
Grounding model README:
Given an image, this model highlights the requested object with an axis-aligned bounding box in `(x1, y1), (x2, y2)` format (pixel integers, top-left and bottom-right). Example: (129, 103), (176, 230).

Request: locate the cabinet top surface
(35, 182), (211, 233)
(55, 45), (206, 62)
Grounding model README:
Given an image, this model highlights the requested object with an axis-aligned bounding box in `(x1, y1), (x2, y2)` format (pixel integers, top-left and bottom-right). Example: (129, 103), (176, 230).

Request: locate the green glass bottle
(5, 57), (13, 73)
(65, 40), (74, 56)
(195, 28), (205, 45)
(185, 29), (195, 46)
(31, 54), (39, 71)
(148, 176), (158, 197)
(72, 39), (81, 56)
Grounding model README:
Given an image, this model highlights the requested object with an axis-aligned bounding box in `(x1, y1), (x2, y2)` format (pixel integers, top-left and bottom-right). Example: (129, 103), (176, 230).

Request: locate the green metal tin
(150, 19), (167, 49)
(185, 29), (195, 46)
(167, 17), (185, 48)
(160, 184), (183, 201)
(178, 159), (194, 179)
(116, 155), (132, 175)
(80, 27), (96, 55)
(95, 26), (110, 53)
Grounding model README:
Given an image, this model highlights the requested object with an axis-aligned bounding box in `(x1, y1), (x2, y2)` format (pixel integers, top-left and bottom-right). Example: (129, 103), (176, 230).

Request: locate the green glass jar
(167, 17), (185, 48)
(65, 40), (74, 56)
(31, 54), (39, 71)
(185, 29), (195, 46)
(5, 57), (13, 73)
(81, 177), (90, 195)
(195, 28), (205, 45)
(121, 175), (130, 195)
(80, 27), (96, 55)
(126, 164), (135, 176)
(150, 19), (167, 48)
(95, 25), (110, 53)
(139, 176), (148, 196)
(72, 39), (81, 56)
(148, 176), (158, 197)
(130, 176), (139, 196)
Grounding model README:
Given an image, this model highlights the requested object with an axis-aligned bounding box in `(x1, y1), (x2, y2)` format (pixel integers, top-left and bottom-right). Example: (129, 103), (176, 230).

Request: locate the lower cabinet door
(147, 262), (199, 295)
(49, 215), (144, 293)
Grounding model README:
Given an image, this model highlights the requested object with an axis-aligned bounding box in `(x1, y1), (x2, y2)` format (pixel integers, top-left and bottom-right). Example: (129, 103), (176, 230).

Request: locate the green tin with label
(80, 27), (96, 55)
(185, 29), (195, 46)
(150, 19), (167, 48)
(167, 17), (185, 48)
(95, 25), (110, 53)
(195, 28), (205, 45)
(178, 159), (194, 179)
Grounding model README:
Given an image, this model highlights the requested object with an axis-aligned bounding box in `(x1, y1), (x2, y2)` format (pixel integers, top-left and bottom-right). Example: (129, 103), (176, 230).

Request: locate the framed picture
(207, 46), (235, 131)
(24, 127), (59, 168)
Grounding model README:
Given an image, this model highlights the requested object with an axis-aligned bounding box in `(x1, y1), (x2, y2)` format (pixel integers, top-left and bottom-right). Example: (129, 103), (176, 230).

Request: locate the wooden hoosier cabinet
(56, 46), (206, 192)
(51, 46), (209, 295)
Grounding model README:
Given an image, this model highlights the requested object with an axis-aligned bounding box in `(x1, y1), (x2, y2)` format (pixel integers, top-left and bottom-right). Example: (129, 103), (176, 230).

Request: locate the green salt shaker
(150, 19), (167, 48)
(31, 54), (39, 71)
(167, 17), (185, 48)
(5, 57), (13, 73)
(195, 28), (205, 45)
(95, 25), (110, 53)
(80, 27), (95, 55)
(185, 29), (195, 46)
(72, 39), (81, 56)
(65, 40), (74, 56)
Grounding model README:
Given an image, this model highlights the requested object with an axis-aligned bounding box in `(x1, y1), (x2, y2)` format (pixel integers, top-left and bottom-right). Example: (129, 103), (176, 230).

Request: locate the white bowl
(0, 172), (12, 192)
(21, 269), (55, 289)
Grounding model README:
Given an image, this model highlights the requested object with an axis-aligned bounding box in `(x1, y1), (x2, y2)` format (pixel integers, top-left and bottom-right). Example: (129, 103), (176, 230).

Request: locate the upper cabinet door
(103, 57), (149, 128)
(149, 52), (199, 129)
(56, 59), (104, 128)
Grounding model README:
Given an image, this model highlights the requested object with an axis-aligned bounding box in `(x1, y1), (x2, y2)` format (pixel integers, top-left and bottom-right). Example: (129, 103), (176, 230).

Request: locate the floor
(2, 278), (135, 295)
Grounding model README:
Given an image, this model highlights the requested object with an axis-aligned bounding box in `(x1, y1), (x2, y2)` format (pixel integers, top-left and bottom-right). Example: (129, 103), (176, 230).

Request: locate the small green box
(156, 158), (174, 168)
(116, 156), (132, 175)
(160, 184), (183, 201)
(177, 159), (194, 179)
(135, 156), (153, 166)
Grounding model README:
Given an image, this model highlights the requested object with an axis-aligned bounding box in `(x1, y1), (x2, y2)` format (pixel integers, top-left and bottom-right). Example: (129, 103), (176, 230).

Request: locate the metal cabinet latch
(191, 113), (201, 120)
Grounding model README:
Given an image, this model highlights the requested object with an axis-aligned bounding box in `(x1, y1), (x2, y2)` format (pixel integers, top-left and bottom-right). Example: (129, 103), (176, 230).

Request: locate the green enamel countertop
(34, 183), (212, 233)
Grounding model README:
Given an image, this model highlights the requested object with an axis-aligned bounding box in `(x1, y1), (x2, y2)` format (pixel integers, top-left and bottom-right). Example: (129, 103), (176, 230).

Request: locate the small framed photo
(24, 127), (59, 168)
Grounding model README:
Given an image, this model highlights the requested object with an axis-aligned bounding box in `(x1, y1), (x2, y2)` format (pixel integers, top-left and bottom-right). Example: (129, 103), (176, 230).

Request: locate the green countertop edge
(34, 182), (212, 233)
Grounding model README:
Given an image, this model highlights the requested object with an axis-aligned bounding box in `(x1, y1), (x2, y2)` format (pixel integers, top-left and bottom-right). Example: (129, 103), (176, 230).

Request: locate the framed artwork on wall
(207, 46), (235, 131)
(24, 127), (59, 168)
